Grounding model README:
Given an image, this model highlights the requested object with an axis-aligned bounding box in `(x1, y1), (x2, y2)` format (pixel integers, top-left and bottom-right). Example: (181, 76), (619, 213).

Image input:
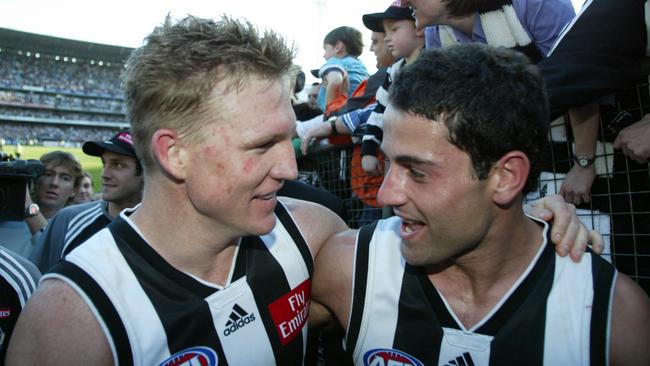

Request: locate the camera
(0, 153), (44, 221)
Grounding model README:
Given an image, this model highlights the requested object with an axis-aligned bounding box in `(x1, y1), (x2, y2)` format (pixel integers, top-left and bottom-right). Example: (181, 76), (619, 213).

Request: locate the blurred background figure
(71, 170), (94, 205)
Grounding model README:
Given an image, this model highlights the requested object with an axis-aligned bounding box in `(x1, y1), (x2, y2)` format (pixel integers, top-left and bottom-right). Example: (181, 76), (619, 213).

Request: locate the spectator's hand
(525, 194), (603, 262)
(362, 155), (383, 176)
(613, 114), (650, 163)
(300, 122), (332, 155)
(559, 165), (596, 205)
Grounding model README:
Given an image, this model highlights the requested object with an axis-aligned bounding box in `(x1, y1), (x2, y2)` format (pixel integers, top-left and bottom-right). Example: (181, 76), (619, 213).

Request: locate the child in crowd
(314, 26), (369, 114)
(360, 1), (425, 176)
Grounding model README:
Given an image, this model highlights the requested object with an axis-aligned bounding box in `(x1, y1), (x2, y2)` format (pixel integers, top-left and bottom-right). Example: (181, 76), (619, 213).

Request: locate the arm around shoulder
(312, 228), (357, 331)
(609, 273), (650, 366)
(6, 278), (113, 366)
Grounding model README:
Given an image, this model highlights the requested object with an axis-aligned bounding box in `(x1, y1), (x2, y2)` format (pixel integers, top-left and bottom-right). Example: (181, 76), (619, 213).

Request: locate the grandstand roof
(0, 27), (133, 64)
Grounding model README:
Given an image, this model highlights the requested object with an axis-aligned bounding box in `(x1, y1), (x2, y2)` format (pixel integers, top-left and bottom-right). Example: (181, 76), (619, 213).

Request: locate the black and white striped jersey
(30, 200), (112, 273)
(43, 202), (313, 366)
(0, 248), (40, 362)
(347, 217), (616, 366)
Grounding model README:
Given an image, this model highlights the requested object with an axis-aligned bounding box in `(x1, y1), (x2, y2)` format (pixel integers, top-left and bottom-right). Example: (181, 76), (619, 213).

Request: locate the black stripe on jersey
(274, 202), (314, 276)
(483, 243), (554, 366)
(108, 218), (229, 363)
(393, 264), (444, 366)
(52, 260), (133, 365)
(418, 272), (457, 329)
(244, 235), (305, 365)
(589, 250), (616, 366)
(346, 221), (377, 353)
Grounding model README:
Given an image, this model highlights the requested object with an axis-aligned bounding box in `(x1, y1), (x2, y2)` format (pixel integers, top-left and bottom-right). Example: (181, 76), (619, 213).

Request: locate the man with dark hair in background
(29, 130), (143, 273)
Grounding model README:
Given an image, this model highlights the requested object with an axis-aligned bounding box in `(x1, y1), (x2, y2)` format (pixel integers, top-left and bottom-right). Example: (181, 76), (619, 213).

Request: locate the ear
(335, 40), (345, 54)
(151, 129), (186, 180)
(489, 151), (530, 206)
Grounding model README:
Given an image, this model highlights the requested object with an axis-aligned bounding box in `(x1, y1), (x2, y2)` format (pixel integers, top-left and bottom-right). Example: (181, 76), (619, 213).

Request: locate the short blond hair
(122, 15), (295, 170)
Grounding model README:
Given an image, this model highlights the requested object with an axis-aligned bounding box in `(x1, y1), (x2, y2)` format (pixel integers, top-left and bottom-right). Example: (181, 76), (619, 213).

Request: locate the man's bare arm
(6, 279), (113, 366)
(312, 229), (357, 331)
(609, 274), (650, 366)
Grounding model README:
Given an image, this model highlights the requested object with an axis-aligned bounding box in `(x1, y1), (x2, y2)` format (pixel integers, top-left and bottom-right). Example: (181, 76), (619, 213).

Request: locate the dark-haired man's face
(370, 32), (395, 68)
(378, 104), (490, 267)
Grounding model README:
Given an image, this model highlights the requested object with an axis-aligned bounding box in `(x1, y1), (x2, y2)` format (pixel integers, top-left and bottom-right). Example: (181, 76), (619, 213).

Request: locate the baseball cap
(362, 1), (414, 33)
(82, 130), (136, 158)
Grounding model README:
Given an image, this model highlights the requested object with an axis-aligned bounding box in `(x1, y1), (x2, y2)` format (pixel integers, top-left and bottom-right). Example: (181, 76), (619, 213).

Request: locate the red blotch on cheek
(243, 157), (255, 173)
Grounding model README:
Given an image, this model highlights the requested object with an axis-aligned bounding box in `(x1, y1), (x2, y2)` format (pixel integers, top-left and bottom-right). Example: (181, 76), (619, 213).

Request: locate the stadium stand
(0, 28), (130, 146)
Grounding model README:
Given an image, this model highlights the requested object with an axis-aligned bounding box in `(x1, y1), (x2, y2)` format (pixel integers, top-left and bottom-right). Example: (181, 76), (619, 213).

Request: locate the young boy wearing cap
(360, 1), (425, 176)
(29, 130), (144, 272)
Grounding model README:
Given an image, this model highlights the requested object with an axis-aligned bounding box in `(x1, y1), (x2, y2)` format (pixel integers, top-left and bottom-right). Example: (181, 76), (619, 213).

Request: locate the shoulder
(5, 278), (113, 365)
(278, 197), (348, 258)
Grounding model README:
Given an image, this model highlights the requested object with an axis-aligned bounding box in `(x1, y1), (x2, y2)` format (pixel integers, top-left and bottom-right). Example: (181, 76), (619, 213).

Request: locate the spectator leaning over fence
(359, 1), (425, 177)
(313, 43), (650, 366)
(0, 151), (81, 258)
(7, 15), (602, 366)
(29, 130), (143, 273)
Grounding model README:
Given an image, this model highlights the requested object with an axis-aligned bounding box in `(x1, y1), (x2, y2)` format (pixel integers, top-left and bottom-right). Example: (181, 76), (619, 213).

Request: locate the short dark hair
(390, 43), (549, 194)
(323, 26), (364, 57)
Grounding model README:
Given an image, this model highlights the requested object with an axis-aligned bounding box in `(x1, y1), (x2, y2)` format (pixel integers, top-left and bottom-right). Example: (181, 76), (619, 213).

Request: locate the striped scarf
(439, 0), (543, 63)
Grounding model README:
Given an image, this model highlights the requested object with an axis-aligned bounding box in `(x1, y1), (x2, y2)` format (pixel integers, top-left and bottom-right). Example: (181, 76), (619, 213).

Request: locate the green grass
(3, 144), (103, 191)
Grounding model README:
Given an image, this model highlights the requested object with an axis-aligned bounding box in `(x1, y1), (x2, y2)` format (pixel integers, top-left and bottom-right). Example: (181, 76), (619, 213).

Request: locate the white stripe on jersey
(53, 227), (170, 365)
(62, 203), (104, 255)
(351, 217), (404, 365)
(0, 249), (37, 307)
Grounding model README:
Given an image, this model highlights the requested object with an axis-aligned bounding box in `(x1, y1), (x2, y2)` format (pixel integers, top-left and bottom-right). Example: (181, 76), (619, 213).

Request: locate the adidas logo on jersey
(444, 352), (475, 366)
(223, 303), (256, 336)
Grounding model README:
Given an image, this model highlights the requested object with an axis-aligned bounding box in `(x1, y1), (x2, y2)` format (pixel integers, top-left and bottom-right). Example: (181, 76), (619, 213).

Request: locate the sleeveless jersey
(30, 200), (112, 272)
(0, 248), (40, 363)
(43, 203), (313, 366)
(347, 217), (616, 366)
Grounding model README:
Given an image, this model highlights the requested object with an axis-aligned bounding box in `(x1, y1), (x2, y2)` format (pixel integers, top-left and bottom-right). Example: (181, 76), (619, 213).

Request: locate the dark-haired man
(29, 130), (143, 272)
(313, 44), (650, 365)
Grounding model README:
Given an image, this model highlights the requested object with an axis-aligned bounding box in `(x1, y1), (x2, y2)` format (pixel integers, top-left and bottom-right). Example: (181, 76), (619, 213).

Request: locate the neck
(107, 194), (142, 219)
(428, 210), (543, 328)
(129, 180), (239, 286)
(446, 13), (476, 36)
(39, 205), (60, 219)
(405, 45), (424, 64)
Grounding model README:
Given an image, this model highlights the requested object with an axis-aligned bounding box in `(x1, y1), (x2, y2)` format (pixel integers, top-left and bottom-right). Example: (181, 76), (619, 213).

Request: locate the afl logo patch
(363, 348), (424, 366)
(158, 346), (218, 366)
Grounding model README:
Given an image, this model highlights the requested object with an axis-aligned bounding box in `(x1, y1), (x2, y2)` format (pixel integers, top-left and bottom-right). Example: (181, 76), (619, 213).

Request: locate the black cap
(310, 68), (320, 78)
(362, 1), (414, 33)
(83, 130), (136, 158)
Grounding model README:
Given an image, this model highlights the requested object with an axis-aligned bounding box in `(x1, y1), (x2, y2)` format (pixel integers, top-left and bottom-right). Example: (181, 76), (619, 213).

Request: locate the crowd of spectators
(0, 122), (116, 145)
(0, 51), (123, 97)
(0, 89), (126, 113)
